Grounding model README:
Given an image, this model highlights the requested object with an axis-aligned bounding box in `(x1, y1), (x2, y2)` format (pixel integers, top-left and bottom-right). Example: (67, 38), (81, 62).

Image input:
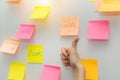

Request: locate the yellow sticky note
(0, 38), (20, 54)
(30, 6), (51, 21)
(88, 0), (96, 2)
(8, 62), (26, 80)
(99, 0), (120, 12)
(27, 45), (44, 63)
(81, 59), (98, 80)
(7, 0), (21, 3)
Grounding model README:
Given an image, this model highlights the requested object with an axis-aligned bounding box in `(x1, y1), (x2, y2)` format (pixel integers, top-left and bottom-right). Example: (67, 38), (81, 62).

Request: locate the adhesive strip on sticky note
(7, 0), (21, 3)
(8, 62), (26, 80)
(0, 38), (20, 54)
(88, 0), (96, 2)
(15, 24), (35, 39)
(87, 20), (109, 40)
(30, 6), (51, 21)
(99, 0), (120, 12)
(27, 45), (44, 63)
(81, 60), (98, 80)
(40, 65), (61, 80)
(60, 17), (79, 36)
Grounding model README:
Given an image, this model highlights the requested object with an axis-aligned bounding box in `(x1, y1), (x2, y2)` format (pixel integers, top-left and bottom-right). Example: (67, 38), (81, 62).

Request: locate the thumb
(71, 38), (79, 50)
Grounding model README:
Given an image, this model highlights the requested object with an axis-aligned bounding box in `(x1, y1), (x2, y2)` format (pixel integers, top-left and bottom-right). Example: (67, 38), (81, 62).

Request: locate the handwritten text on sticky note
(60, 17), (79, 36)
(28, 45), (44, 63)
(0, 38), (20, 54)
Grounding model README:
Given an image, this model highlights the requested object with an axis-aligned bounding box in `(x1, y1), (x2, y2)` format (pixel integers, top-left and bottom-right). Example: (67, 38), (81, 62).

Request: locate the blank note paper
(40, 65), (61, 80)
(99, 0), (120, 12)
(30, 6), (51, 21)
(28, 45), (44, 63)
(0, 38), (20, 54)
(15, 24), (35, 39)
(8, 62), (26, 80)
(60, 17), (79, 36)
(88, 0), (96, 2)
(88, 20), (109, 40)
(81, 59), (98, 80)
(7, 0), (21, 3)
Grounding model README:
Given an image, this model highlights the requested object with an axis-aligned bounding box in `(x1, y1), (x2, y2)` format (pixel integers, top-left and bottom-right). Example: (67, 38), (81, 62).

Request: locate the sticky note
(15, 24), (35, 39)
(81, 59), (98, 80)
(8, 62), (26, 80)
(88, 20), (109, 40)
(88, 0), (96, 2)
(60, 17), (79, 36)
(30, 6), (51, 21)
(7, 0), (21, 3)
(40, 65), (61, 80)
(0, 38), (20, 54)
(27, 45), (44, 63)
(99, 0), (120, 12)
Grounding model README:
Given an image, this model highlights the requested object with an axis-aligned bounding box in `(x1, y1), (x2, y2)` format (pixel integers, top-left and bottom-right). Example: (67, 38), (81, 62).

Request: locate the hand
(61, 38), (83, 71)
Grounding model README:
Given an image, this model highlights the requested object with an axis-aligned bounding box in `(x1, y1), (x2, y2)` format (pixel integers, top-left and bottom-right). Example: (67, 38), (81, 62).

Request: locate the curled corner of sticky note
(7, 0), (21, 3)
(29, 6), (51, 21)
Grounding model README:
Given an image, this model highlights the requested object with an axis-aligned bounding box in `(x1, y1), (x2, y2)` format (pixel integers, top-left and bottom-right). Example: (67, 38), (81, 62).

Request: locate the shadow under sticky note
(27, 45), (44, 63)
(96, 0), (120, 12)
(15, 24), (35, 40)
(60, 17), (79, 36)
(8, 62), (26, 80)
(88, 20), (109, 40)
(0, 38), (20, 54)
(30, 6), (51, 21)
(40, 65), (61, 80)
(7, 0), (21, 3)
(81, 59), (98, 80)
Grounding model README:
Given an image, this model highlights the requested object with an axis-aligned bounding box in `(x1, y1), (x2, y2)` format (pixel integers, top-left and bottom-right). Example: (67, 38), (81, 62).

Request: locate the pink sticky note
(15, 24), (35, 39)
(60, 17), (79, 36)
(0, 38), (20, 54)
(40, 65), (61, 80)
(88, 20), (109, 40)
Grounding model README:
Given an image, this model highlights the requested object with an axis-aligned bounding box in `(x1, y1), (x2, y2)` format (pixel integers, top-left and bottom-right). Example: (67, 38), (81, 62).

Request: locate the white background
(1, 0), (120, 80)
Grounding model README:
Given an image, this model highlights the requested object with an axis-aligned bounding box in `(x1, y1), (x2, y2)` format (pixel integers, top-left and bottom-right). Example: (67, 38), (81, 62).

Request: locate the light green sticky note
(88, 0), (96, 2)
(27, 45), (44, 63)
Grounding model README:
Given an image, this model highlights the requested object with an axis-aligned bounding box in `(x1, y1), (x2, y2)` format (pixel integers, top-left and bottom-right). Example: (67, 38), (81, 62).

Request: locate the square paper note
(0, 38), (20, 54)
(82, 59), (98, 80)
(30, 6), (51, 21)
(60, 17), (79, 36)
(8, 62), (26, 80)
(40, 65), (61, 80)
(99, 0), (120, 12)
(27, 45), (44, 63)
(15, 24), (35, 39)
(88, 20), (109, 40)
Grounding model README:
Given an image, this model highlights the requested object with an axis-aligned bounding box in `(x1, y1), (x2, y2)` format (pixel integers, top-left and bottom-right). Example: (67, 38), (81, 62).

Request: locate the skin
(60, 38), (85, 80)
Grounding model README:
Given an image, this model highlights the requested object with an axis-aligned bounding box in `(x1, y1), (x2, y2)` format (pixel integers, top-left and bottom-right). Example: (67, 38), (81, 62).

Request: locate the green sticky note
(88, 0), (96, 2)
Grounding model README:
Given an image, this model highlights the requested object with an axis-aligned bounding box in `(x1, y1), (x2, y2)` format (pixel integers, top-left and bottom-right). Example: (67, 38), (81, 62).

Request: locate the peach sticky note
(0, 38), (20, 54)
(81, 59), (98, 80)
(8, 62), (26, 80)
(27, 45), (44, 63)
(40, 65), (61, 80)
(99, 0), (120, 12)
(30, 6), (51, 21)
(88, 20), (109, 40)
(7, 0), (21, 3)
(60, 17), (79, 36)
(15, 24), (35, 39)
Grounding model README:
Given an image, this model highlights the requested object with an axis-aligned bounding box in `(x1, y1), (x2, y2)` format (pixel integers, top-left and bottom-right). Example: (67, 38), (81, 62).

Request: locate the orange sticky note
(60, 17), (79, 36)
(7, 0), (21, 3)
(0, 38), (20, 54)
(82, 59), (98, 80)
(97, 0), (120, 12)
